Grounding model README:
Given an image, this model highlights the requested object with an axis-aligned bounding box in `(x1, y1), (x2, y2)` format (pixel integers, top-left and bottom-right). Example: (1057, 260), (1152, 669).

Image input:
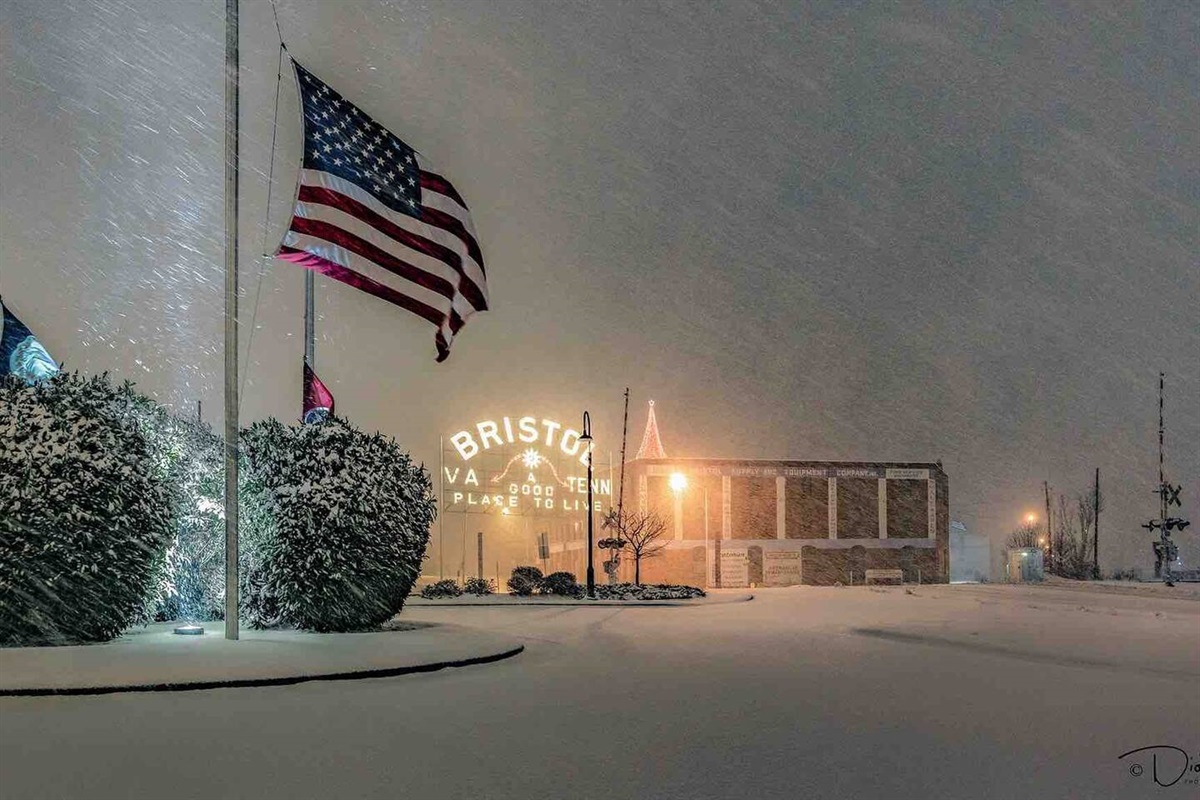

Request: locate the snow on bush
(507, 565), (543, 596)
(539, 571), (580, 597)
(0, 373), (173, 645)
(239, 416), (435, 632)
(129, 400), (226, 623)
(420, 579), (462, 599)
(590, 584), (705, 601)
(463, 577), (494, 596)
(237, 458), (284, 629)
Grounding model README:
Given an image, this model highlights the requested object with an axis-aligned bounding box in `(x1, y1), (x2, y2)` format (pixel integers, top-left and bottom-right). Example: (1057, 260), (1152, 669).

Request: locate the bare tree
(601, 508), (668, 585)
(1049, 485), (1103, 580)
(1005, 522), (1040, 550)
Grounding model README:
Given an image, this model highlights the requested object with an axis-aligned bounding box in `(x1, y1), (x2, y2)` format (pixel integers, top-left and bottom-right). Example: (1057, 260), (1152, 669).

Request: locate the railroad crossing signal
(1163, 483), (1182, 507)
(1143, 517), (1192, 532)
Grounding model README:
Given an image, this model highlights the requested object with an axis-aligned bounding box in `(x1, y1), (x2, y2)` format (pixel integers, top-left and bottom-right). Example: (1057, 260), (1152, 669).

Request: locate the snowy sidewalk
(406, 590), (754, 608)
(0, 621), (523, 696)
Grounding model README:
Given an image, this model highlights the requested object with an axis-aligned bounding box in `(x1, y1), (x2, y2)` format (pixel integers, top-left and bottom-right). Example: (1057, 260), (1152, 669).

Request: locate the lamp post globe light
(670, 472), (706, 587)
(669, 471), (687, 542)
(581, 411), (595, 598)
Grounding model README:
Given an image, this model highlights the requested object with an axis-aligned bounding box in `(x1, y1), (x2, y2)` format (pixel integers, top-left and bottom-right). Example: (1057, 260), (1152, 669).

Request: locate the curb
(0, 644), (524, 698)
(408, 594), (755, 608)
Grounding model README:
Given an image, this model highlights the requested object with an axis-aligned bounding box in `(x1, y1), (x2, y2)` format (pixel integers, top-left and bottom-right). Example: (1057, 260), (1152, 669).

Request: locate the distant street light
(1025, 513), (1037, 526)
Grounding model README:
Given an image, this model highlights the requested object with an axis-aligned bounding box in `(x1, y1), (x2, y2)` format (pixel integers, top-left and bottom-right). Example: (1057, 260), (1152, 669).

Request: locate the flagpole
(304, 270), (315, 367)
(223, 0), (240, 641)
(302, 267), (314, 420)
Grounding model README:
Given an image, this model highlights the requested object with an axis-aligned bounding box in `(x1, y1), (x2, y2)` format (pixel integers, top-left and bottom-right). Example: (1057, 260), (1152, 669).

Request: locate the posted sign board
(720, 548), (749, 587)
(764, 551), (801, 586)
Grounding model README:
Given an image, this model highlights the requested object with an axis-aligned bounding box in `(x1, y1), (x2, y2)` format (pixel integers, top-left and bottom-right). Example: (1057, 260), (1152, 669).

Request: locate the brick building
(546, 402), (949, 587)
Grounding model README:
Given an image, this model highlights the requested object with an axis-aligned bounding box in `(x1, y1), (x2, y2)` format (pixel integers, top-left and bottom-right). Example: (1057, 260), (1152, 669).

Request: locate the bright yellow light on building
(1025, 513), (1037, 525)
(669, 472), (688, 493)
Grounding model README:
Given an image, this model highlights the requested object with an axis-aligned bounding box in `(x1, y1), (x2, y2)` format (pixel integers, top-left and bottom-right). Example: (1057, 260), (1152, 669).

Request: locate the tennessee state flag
(302, 361), (335, 424)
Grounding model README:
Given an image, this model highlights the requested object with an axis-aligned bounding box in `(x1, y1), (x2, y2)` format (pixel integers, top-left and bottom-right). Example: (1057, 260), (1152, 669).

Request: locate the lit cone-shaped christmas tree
(635, 400), (666, 460)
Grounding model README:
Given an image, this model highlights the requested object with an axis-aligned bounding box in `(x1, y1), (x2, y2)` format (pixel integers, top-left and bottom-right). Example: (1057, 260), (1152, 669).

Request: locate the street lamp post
(704, 487), (709, 589)
(669, 472), (687, 540)
(581, 411), (595, 598)
(669, 472), (689, 583)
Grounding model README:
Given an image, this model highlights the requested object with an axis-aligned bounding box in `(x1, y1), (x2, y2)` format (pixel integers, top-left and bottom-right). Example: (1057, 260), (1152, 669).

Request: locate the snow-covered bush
(129, 400), (226, 623)
(0, 373), (173, 645)
(237, 461), (283, 629)
(590, 583), (705, 601)
(239, 416), (435, 632)
(539, 571), (581, 597)
(507, 565), (543, 596)
(420, 579), (462, 599)
(463, 576), (494, 596)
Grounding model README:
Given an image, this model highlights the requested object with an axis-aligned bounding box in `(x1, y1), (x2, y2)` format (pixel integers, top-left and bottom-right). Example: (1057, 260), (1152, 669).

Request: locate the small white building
(1005, 548), (1044, 583)
(949, 521), (989, 582)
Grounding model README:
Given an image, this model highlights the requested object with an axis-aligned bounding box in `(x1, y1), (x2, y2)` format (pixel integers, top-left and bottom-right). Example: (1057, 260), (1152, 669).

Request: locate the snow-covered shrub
(590, 583), (705, 601)
(237, 461), (283, 629)
(539, 571), (581, 597)
(507, 565), (543, 596)
(420, 579), (462, 599)
(0, 373), (173, 645)
(463, 577), (494, 596)
(239, 416), (435, 632)
(128, 400), (226, 623)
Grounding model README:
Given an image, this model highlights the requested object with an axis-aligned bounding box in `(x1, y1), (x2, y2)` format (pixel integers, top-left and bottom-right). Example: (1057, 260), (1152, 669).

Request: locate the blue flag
(1, 298), (59, 383)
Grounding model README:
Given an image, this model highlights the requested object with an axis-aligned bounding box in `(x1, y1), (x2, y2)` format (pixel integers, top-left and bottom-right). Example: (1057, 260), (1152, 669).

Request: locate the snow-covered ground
(0, 622), (523, 694)
(406, 591), (749, 606)
(1, 583), (1196, 799)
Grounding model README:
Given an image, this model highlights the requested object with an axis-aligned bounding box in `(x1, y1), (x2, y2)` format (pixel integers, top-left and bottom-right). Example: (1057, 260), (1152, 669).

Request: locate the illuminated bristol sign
(442, 416), (612, 517)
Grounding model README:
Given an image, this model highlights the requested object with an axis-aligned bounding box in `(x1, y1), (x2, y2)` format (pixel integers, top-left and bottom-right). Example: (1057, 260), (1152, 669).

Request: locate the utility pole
(601, 388), (631, 586)
(477, 531), (484, 581)
(438, 436), (445, 580)
(1092, 468), (1100, 580)
(222, 0), (240, 641)
(1043, 480), (1053, 576)
(617, 388), (629, 518)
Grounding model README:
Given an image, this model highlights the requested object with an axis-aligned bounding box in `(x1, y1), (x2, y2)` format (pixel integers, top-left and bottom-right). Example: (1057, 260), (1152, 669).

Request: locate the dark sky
(2, 0), (1197, 569)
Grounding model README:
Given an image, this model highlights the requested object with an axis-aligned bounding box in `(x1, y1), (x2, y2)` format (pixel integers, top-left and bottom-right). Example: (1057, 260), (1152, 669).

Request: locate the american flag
(278, 62), (489, 362)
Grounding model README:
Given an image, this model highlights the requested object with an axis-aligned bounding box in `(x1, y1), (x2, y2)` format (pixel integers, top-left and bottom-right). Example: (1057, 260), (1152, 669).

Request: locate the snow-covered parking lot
(2, 582), (1196, 799)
